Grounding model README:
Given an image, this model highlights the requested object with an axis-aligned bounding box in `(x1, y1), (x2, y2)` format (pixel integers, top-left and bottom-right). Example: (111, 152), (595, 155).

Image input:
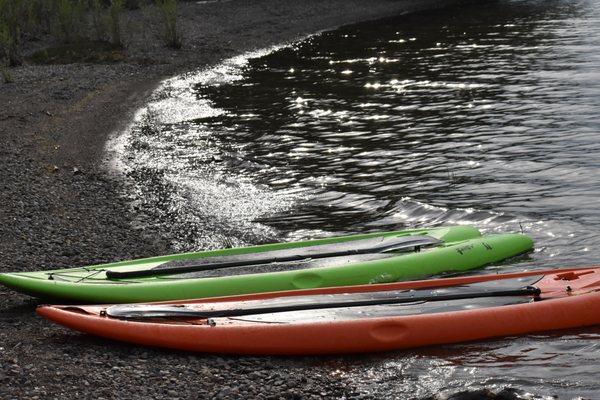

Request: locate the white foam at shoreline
(105, 45), (306, 251)
(107, 46), (287, 170)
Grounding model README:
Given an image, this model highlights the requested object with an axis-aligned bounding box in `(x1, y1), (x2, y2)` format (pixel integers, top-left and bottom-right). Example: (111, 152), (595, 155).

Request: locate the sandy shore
(1, 0), (474, 398)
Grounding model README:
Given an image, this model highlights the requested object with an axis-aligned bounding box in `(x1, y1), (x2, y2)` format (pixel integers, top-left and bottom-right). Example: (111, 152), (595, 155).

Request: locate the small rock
(45, 164), (59, 173)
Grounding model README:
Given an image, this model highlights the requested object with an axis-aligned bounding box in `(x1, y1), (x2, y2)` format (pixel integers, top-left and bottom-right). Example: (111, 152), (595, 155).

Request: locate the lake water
(113, 0), (600, 398)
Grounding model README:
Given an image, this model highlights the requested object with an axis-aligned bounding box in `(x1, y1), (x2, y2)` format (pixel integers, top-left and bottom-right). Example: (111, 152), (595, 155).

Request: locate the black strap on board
(104, 285), (541, 320)
(105, 234), (442, 280)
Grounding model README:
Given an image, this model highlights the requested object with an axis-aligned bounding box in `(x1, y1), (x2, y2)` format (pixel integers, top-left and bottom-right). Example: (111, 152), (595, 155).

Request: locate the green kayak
(0, 226), (533, 303)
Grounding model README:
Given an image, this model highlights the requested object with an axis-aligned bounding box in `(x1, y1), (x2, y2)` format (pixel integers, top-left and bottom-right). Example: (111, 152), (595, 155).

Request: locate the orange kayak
(37, 267), (600, 355)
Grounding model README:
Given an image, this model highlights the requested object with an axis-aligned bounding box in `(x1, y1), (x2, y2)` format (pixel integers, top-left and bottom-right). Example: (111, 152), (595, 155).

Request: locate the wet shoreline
(0, 1), (481, 398)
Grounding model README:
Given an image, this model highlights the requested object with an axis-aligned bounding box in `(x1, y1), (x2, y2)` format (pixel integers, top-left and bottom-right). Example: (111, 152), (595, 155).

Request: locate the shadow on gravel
(0, 298), (39, 320)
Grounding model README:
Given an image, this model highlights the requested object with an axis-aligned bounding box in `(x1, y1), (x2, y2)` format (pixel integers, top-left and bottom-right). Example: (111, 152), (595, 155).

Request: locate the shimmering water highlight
(114, 0), (600, 397)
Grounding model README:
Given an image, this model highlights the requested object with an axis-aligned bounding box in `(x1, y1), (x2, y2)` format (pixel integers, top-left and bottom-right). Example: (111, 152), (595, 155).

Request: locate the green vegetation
(90, 0), (106, 41)
(156, 0), (181, 49)
(108, 0), (123, 47)
(0, 0), (183, 71)
(0, 0), (24, 66)
(55, 0), (86, 42)
(124, 0), (146, 9)
(2, 67), (12, 83)
(29, 41), (125, 64)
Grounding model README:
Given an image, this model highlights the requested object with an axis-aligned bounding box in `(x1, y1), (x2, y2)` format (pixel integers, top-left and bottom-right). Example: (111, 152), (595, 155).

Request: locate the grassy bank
(0, 0), (181, 78)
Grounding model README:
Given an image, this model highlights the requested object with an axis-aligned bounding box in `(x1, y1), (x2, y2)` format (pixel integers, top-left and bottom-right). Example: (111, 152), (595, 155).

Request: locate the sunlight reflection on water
(111, 0), (600, 397)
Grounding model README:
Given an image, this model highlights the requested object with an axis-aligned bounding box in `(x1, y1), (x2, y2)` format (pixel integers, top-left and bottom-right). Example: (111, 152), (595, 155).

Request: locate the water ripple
(112, 0), (600, 397)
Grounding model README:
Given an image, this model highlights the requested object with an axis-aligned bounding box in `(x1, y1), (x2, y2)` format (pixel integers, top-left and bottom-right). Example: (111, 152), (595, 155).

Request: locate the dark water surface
(115, 0), (600, 398)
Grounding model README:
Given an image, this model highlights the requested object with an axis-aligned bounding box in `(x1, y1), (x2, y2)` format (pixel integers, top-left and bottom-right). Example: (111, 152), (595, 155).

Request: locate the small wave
(106, 46), (307, 251)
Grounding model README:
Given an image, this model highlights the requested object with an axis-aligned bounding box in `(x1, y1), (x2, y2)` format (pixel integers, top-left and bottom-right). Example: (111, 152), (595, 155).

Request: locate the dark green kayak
(0, 225), (533, 303)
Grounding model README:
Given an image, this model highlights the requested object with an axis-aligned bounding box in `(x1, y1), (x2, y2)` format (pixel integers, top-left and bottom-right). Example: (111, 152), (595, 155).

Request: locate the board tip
(0, 272), (13, 286)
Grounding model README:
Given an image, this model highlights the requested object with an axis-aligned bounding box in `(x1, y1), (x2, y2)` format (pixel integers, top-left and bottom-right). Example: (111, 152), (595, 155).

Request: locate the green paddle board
(0, 225), (533, 303)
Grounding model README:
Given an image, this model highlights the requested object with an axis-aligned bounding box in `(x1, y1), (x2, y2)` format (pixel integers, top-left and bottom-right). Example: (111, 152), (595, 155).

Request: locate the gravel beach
(0, 1), (480, 398)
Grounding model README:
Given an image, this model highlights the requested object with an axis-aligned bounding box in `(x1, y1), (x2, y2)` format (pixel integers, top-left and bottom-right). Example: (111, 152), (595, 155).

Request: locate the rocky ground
(0, 0), (513, 398)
